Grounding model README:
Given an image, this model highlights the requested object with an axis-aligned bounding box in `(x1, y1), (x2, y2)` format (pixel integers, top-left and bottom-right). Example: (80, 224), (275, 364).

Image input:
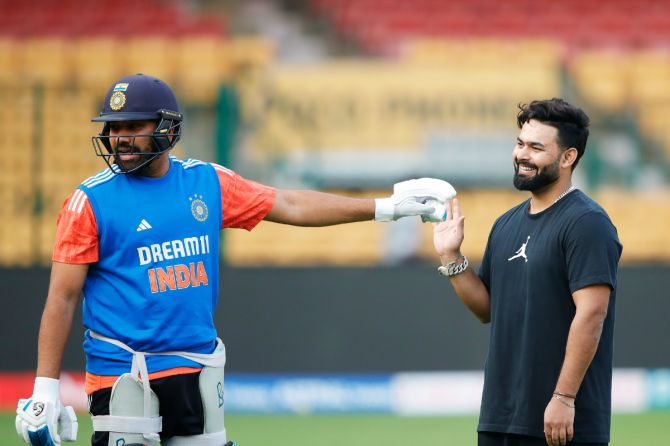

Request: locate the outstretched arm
(433, 198), (491, 323)
(265, 189), (375, 227)
(265, 178), (455, 226)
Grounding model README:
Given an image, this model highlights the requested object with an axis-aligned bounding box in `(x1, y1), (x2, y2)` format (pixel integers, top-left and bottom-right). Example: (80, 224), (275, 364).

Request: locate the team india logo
(190, 194), (208, 222)
(109, 91), (126, 111)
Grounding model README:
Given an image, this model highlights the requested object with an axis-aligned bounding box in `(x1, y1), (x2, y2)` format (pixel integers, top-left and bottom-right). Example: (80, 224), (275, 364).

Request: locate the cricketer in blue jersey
(433, 98), (622, 446)
(16, 74), (457, 446)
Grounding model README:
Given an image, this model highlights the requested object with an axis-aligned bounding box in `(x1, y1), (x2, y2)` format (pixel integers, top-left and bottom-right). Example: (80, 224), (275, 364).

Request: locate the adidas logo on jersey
(136, 219), (153, 232)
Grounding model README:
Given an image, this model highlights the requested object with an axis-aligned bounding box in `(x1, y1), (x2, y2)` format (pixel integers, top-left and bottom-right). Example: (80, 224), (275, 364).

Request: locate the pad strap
(91, 415), (162, 434)
(164, 430), (227, 445)
(88, 331), (227, 368)
(88, 330), (226, 435)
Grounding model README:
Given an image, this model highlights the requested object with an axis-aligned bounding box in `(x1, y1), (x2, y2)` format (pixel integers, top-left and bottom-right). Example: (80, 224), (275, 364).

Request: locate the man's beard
(113, 142), (158, 174)
(513, 157), (560, 192)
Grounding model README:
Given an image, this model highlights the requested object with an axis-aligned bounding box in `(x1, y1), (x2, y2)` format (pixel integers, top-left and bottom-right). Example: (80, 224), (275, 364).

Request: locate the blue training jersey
(64, 157), (275, 376)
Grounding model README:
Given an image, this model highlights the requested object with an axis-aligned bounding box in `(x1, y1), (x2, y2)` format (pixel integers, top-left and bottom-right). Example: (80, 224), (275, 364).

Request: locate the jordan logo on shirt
(508, 235), (530, 263)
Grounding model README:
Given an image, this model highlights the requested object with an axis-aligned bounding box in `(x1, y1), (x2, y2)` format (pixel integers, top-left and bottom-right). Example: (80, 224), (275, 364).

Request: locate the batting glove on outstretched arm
(374, 178), (457, 222)
(16, 377), (78, 445)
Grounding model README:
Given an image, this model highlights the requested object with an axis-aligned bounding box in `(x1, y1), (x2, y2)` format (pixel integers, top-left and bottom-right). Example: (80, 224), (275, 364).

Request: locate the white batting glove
(375, 178), (457, 222)
(59, 406), (78, 442)
(16, 377), (78, 445)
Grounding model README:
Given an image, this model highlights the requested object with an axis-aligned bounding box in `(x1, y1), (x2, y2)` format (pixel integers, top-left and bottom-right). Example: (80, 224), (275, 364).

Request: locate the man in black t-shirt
(433, 98), (622, 446)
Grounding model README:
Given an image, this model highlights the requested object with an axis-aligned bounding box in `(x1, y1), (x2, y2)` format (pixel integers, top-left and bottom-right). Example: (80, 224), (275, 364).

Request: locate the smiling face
(512, 119), (564, 192)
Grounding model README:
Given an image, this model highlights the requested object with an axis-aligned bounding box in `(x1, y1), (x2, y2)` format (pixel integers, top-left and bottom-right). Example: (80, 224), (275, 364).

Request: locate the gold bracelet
(554, 395), (575, 409)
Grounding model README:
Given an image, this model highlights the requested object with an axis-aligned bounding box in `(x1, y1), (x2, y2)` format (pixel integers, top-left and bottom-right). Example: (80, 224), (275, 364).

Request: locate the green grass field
(3, 412), (668, 445)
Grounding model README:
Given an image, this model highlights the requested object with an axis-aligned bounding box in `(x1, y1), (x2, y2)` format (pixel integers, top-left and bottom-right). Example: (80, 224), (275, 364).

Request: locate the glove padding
(58, 406), (78, 442)
(375, 178), (457, 222)
(16, 397), (78, 445)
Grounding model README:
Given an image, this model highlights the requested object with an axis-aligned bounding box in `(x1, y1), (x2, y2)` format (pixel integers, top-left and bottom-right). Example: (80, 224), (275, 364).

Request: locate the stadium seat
(0, 0), (227, 38)
(174, 37), (233, 104)
(596, 190), (670, 262)
(126, 37), (178, 85)
(636, 104), (670, 159)
(72, 38), (126, 90)
(570, 51), (630, 111)
(41, 89), (102, 189)
(228, 37), (275, 70)
(20, 38), (73, 87)
(0, 38), (21, 84)
(310, 0), (670, 54)
(628, 51), (670, 104)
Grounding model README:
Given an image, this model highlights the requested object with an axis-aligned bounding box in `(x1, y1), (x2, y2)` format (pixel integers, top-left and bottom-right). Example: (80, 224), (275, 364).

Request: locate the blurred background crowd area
(1, 0), (669, 267)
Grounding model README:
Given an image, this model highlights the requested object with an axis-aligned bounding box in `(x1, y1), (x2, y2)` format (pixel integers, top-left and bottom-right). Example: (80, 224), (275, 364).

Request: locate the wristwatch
(437, 255), (469, 277)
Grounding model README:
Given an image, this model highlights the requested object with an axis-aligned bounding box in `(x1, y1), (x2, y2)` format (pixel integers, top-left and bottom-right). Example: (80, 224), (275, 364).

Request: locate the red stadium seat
(0, 0), (227, 38)
(309, 0), (670, 53)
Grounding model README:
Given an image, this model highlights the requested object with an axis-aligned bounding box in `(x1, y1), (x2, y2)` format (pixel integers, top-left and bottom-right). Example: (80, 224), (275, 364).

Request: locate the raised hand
(433, 197), (465, 258)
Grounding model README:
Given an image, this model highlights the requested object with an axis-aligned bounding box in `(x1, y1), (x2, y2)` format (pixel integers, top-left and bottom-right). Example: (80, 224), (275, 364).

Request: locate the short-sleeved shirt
(477, 190), (622, 443)
(53, 157), (276, 393)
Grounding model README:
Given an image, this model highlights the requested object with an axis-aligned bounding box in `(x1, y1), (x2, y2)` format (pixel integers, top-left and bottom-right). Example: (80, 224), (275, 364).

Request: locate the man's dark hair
(517, 98), (590, 169)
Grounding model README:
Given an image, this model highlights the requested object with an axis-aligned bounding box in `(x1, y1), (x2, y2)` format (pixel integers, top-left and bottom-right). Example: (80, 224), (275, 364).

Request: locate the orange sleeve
(52, 189), (99, 264)
(211, 163), (277, 230)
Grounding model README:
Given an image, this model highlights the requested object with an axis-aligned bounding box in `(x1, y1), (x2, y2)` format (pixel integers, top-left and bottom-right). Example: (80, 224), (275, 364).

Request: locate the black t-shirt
(477, 190), (622, 443)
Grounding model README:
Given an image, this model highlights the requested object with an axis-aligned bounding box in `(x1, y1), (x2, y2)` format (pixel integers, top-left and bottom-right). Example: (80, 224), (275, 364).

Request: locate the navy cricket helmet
(91, 73), (183, 173)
